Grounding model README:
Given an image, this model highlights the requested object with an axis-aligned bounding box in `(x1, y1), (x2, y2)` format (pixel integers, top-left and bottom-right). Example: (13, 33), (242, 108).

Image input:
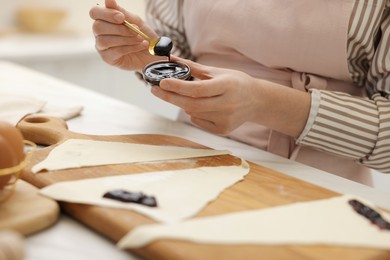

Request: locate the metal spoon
(122, 20), (172, 57)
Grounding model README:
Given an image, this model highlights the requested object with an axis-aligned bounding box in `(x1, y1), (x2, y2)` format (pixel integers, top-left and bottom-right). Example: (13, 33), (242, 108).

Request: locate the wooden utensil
(0, 230), (24, 260)
(16, 115), (390, 260)
(0, 179), (59, 236)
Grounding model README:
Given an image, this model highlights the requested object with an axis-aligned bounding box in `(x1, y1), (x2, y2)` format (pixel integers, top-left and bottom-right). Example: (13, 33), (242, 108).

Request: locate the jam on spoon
(123, 20), (173, 58)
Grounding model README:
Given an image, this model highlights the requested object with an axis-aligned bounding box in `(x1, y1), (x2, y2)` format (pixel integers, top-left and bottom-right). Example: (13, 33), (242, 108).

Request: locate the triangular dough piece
(39, 160), (249, 223)
(118, 195), (390, 250)
(32, 139), (230, 173)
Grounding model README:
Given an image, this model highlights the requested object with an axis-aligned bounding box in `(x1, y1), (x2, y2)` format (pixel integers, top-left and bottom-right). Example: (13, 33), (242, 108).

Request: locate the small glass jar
(142, 61), (191, 86)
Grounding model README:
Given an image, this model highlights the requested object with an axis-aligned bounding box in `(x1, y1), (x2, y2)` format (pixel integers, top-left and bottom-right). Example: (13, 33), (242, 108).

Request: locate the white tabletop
(1, 61), (389, 259)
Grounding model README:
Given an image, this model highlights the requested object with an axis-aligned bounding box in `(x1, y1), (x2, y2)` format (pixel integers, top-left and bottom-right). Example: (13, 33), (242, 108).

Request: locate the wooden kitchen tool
(16, 115), (390, 259)
(0, 179), (59, 236)
(0, 230), (24, 260)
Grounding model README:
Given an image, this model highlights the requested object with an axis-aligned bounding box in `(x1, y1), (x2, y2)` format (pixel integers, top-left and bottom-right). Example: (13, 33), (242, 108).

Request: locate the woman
(90, 0), (390, 185)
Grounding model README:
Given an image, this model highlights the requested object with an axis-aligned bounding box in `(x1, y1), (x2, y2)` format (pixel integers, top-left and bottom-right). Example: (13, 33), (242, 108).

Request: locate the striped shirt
(146, 0), (390, 173)
(299, 0), (390, 173)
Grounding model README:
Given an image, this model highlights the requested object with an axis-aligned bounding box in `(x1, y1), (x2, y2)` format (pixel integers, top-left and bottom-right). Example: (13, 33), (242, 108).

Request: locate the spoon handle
(122, 20), (151, 41)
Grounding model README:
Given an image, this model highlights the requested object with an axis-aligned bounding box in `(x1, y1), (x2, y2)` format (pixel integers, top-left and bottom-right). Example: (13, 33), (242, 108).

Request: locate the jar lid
(142, 61), (191, 86)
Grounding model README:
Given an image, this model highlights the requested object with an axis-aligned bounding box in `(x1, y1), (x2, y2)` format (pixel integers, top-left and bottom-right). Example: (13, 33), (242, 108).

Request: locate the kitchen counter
(0, 33), (179, 120)
(1, 61), (389, 259)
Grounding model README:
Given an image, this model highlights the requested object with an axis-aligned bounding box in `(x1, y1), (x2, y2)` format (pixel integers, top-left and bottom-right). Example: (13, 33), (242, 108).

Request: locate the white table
(1, 61), (389, 260)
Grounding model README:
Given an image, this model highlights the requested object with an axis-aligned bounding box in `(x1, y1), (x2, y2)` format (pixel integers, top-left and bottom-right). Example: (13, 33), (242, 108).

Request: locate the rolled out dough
(32, 139), (230, 173)
(39, 159), (249, 223)
(117, 195), (390, 250)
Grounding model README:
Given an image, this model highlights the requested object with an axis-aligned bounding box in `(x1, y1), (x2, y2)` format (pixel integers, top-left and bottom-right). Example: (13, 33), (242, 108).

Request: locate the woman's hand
(151, 57), (311, 138)
(89, 0), (162, 71)
(152, 57), (261, 135)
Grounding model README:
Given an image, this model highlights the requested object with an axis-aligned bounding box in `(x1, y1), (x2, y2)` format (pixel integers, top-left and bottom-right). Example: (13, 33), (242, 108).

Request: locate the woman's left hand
(151, 57), (311, 138)
(151, 57), (261, 135)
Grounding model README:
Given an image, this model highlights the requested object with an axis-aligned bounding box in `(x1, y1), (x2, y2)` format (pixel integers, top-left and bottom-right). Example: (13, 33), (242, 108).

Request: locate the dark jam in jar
(142, 61), (191, 86)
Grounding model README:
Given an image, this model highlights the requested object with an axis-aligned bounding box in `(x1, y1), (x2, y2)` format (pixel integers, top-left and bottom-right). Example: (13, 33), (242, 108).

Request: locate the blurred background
(0, 0), (180, 120)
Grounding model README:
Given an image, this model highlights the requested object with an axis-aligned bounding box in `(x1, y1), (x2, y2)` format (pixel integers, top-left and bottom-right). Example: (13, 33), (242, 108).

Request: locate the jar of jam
(142, 61), (191, 86)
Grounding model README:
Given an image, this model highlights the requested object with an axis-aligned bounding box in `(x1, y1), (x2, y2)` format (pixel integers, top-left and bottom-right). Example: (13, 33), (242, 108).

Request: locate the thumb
(171, 56), (214, 80)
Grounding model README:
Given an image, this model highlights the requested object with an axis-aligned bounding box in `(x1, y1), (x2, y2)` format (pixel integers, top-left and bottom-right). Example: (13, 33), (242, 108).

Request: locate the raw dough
(117, 195), (390, 250)
(32, 139), (230, 173)
(39, 159), (249, 223)
(0, 92), (83, 126)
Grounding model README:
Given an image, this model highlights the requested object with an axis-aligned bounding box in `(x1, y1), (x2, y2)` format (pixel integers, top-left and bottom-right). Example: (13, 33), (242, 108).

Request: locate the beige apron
(180, 0), (372, 185)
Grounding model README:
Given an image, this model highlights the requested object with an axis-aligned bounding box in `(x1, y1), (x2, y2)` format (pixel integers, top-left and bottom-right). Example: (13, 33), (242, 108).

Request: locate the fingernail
(114, 13), (124, 22)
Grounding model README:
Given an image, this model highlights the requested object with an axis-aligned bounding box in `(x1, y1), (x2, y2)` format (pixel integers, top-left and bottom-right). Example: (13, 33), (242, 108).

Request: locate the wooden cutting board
(16, 115), (390, 260)
(0, 179), (59, 236)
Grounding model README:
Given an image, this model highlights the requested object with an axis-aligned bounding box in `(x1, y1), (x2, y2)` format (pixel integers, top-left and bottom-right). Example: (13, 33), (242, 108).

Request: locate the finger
(159, 57), (227, 97)
(151, 86), (222, 113)
(190, 116), (235, 136)
(150, 86), (210, 112)
(99, 44), (148, 62)
(95, 35), (148, 51)
(159, 77), (225, 98)
(171, 56), (214, 80)
(93, 20), (143, 38)
(91, 0), (143, 26)
(105, 0), (145, 26)
(105, 0), (118, 9)
(189, 117), (225, 135)
(150, 86), (191, 107)
(89, 6), (124, 24)
(105, 0), (127, 15)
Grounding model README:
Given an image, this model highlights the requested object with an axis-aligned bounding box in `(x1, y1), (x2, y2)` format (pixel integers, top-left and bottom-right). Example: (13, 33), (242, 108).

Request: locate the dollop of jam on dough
(103, 189), (157, 207)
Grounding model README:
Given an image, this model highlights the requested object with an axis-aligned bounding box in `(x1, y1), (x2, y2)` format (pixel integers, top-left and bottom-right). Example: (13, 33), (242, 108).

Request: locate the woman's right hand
(89, 0), (162, 71)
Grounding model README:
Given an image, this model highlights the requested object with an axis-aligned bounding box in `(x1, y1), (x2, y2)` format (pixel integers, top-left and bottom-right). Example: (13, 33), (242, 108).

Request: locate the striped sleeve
(145, 0), (194, 59)
(297, 0), (390, 173)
